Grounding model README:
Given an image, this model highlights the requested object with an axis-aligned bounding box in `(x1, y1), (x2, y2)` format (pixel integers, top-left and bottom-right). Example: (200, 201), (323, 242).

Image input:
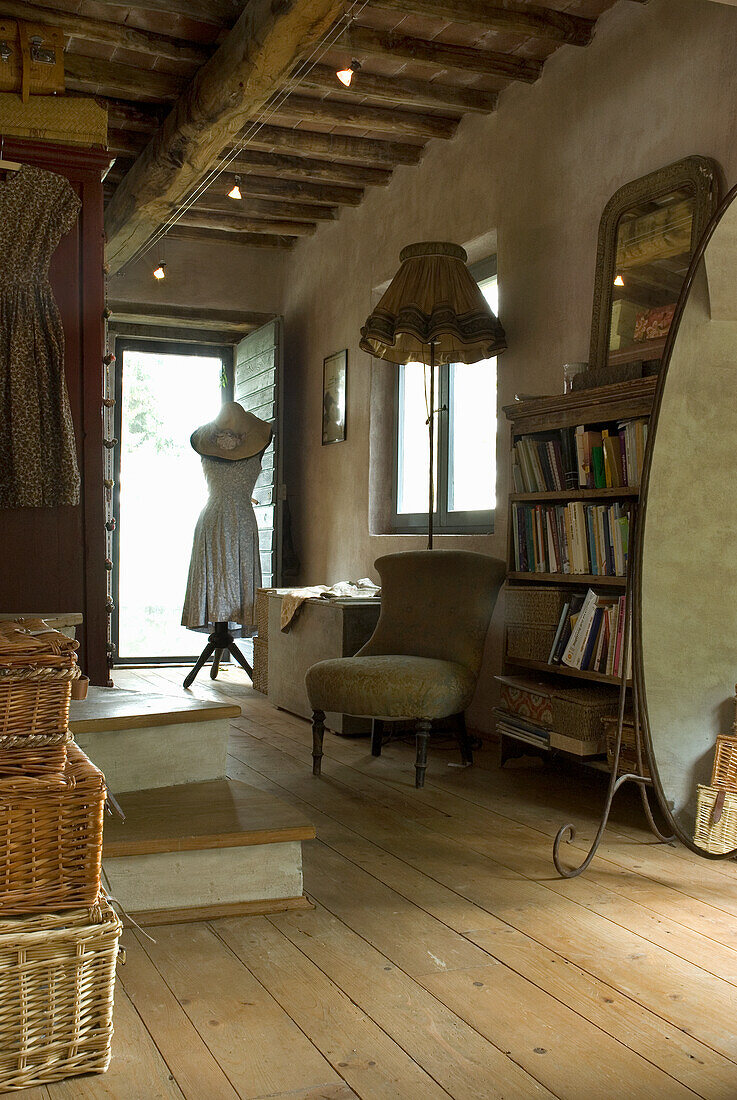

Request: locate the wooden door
(234, 319), (283, 587)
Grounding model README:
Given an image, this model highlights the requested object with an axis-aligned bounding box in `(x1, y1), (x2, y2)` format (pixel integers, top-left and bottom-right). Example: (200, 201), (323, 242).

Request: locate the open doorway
(112, 341), (232, 663)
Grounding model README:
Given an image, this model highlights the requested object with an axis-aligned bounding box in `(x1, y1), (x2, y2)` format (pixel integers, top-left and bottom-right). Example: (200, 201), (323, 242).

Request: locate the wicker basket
(711, 734), (737, 792)
(506, 624), (558, 663)
(694, 784), (737, 855)
(0, 729), (73, 781)
(0, 896), (122, 1092)
(505, 585), (569, 627)
(0, 742), (105, 914)
(253, 636), (268, 694)
(602, 714), (650, 776)
(0, 619), (82, 748)
(551, 686), (619, 742)
(255, 588), (276, 640)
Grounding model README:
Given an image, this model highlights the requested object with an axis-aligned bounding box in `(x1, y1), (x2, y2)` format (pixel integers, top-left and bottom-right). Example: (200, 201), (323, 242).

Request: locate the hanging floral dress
(0, 164), (81, 508)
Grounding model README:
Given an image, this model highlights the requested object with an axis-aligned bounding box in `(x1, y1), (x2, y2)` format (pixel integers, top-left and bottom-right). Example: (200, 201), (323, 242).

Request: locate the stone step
(102, 778), (316, 925)
(70, 686), (240, 791)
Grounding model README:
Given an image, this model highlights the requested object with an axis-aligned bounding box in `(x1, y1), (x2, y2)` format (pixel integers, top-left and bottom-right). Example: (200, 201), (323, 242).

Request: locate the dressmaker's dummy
(181, 402), (272, 687)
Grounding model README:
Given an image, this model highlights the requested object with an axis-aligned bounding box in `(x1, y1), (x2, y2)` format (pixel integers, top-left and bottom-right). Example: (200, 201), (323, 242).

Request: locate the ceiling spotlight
(336, 59), (361, 87)
(153, 262), (166, 280)
(613, 274), (625, 286)
(228, 175), (243, 200)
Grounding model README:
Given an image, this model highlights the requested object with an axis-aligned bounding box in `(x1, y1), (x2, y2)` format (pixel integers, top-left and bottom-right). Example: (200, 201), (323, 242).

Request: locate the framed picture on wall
(322, 349), (347, 445)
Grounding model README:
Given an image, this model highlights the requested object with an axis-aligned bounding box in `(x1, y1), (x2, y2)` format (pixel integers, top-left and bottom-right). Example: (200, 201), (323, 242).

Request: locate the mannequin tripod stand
(183, 622), (253, 689)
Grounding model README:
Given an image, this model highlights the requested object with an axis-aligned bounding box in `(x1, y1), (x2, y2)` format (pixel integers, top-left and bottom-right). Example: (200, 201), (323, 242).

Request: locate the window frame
(391, 257), (498, 536)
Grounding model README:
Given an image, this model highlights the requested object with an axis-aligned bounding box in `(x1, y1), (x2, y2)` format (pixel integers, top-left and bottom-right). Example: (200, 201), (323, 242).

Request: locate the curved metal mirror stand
(635, 180), (737, 859)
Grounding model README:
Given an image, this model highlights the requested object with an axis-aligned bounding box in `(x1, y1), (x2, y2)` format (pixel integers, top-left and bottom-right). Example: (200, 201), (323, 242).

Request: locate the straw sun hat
(190, 402), (272, 461)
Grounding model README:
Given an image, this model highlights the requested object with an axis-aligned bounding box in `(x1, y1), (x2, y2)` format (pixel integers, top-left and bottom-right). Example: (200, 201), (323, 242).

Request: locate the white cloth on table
(280, 578), (380, 631)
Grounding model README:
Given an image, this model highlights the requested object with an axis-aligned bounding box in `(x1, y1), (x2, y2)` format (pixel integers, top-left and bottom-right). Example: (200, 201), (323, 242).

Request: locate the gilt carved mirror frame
(588, 156), (721, 374)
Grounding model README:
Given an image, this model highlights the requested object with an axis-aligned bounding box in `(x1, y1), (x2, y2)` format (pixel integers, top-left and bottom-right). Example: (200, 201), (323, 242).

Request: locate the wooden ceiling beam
(268, 94), (458, 140)
(65, 55), (184, 103)
(0, 1), (211, 63)
(241, 124), (423, 167)
(373, 0), (594, 47)
(108, 301), (273, 332)
(192, 192), (338, 221)
(107, 130), (148, 157)
(101, 99), (163, 133)
(341, 24), (543, 82)
(224, 148), (392, 186)
(179, 210), (317, 236)
(166, 225), (296, 249)
(87, 0), (239, 26)
(104, 0), (348, 271)
(298, 64), (497, 114)
(224, 173), (363, 206)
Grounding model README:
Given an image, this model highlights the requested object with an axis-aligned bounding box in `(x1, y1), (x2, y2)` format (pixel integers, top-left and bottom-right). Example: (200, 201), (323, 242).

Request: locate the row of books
(548, 589), (630, 678)
(511, 501), (630, 576)
(511, 418), (648, 494)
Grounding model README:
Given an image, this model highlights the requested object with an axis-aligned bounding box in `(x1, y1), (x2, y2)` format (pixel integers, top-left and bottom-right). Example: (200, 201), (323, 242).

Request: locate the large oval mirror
(636, 181), (737, 857)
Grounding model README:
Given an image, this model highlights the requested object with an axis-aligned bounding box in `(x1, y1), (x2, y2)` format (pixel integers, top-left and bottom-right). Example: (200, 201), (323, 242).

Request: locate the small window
(392, 269), (499, 534)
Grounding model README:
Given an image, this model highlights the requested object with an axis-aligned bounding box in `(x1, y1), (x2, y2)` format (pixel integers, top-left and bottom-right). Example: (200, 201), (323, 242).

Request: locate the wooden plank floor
(19, 664), (737, 1100)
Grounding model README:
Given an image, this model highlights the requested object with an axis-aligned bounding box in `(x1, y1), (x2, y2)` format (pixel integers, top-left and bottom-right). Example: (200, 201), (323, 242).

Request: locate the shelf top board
(504, 376), (656, 434)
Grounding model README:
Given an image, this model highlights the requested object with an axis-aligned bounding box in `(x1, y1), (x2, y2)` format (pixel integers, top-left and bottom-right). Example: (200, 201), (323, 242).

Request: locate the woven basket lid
(0, 619), (79, 672)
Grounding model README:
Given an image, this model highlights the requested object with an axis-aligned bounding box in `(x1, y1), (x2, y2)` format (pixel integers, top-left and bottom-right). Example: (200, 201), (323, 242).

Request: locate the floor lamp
(360, 242), (506, 548)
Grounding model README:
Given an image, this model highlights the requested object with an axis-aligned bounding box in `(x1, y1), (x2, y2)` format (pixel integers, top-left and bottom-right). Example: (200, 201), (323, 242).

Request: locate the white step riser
(103, 841), (304, 914)
(75, 719), (229, 793)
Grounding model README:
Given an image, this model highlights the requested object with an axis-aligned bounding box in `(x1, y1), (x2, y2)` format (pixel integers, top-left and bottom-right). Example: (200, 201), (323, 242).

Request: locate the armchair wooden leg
(415, 719), (432, 788)
(456, 712), (474, 766)
(311, 709), (326, 776)
(371, 719), (383, 757)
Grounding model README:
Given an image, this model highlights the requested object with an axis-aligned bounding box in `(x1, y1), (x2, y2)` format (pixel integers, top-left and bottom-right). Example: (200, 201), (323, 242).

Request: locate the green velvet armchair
(305, 550), (506, 787)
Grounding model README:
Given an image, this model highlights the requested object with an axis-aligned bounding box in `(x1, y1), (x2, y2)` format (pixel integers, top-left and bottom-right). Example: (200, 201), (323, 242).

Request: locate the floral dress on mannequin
(0, 164), (81, 508)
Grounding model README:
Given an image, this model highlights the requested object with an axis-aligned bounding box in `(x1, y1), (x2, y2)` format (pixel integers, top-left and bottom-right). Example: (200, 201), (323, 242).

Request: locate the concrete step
(103, 778), (315, 925)
(70, 687), (240, 792)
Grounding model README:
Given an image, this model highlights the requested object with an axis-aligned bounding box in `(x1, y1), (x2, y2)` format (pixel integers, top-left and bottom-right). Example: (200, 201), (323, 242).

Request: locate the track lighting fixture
(336, 59), (361, 87)
(153, 262), (166, 280)
(228, 175), (243, 200)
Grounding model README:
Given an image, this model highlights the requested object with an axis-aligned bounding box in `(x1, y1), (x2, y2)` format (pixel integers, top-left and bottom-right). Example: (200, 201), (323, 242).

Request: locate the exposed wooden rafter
(341, 24), (543, 82)
(220, 174), (364, 206)
(225, 149), (392, 187)
(193, 193), (338, 221)
(167, 225), (297, 250)
(267, 94), (458, 140)
(178, 210), (317, 236)
(298, 64), (497, 114)
(0, 1), (212, 63)
(373, 0), (594, 46)
(89, 0), (241, 24)
(241, 125), (424, 167)
(65, 56), (184, 104)
(104, 0), (348, 271)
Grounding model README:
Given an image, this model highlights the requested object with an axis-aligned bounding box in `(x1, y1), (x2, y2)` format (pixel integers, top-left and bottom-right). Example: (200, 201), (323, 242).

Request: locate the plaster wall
(280, 0), (737, 732)
(108, 234), (288, 314)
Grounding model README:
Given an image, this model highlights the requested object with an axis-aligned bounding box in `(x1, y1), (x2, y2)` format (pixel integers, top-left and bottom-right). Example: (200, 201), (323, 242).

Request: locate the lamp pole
(427, 340), (436, 551)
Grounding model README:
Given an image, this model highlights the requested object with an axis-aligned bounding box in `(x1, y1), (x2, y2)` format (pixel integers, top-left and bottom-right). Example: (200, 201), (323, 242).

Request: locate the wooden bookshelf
(499, 378), (655, 763)
(508, 657), (630, 687)
(508, 572), (627, 587)
(510, 487), (639, 503)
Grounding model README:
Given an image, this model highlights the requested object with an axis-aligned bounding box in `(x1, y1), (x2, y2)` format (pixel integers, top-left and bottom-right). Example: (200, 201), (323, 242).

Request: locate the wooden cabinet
(0, 139), (110, 684)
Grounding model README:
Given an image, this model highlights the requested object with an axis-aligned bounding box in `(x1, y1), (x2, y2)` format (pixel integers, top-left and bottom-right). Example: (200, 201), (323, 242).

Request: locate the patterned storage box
(694, 784), (737, 855)
(499, 678), (553, 727)
(0, 897), (122, 1091)
(0, 742), (105, 914)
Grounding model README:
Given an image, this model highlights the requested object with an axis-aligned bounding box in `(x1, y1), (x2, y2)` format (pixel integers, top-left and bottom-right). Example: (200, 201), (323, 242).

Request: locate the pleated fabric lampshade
(359, 242), (507, 365)
(359, 242), (506, 549)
